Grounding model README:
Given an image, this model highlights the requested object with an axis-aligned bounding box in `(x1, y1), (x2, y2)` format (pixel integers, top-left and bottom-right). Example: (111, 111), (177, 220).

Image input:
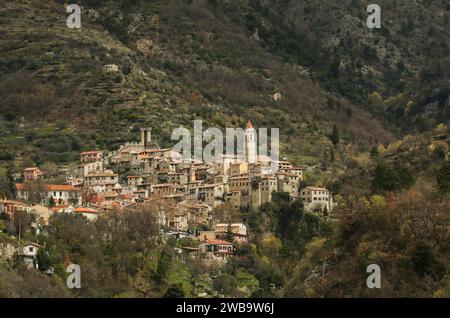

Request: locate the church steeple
(244, 120), (257, 163)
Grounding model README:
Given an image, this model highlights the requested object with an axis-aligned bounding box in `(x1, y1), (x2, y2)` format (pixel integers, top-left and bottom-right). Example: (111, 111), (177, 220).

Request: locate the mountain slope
(0, 0), (447, 187)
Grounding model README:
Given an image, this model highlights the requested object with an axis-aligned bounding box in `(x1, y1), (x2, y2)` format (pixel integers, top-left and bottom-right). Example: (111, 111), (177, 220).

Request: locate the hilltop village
(1, 122), (334, 264)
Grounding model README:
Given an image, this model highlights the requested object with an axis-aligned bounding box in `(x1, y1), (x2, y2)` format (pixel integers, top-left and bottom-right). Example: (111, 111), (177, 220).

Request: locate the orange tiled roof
(51, 204), (69, 212)
(74, 207), (98, 214)
(203, 239), (233, 246)
(15, 183), (80, 192)
(24, 167), (40, 171)
(0, 199), (31, 207)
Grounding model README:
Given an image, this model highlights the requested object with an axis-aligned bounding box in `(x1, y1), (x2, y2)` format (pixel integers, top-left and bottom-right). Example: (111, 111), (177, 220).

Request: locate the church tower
(244, 120), (257, 163)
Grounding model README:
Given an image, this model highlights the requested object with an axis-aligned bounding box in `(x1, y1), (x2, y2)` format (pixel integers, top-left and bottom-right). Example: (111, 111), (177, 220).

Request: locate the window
(28, 247), (33, 252)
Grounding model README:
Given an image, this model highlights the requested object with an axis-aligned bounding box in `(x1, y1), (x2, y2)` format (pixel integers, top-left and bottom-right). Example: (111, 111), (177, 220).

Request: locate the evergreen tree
(436, 161), (450, 193)
(155, 245), (173, 284)
(48, 196), (55, 208)
(7, 162), (16, 199)
(226, 223), (234, 242)
(330, 125), (340, 146)
(323, 206), (328, 217)
(164, 283), (185, 298)
(396, 165), (415, 190)
(372, 163), (415, 193)
(372, 163), (398, 193)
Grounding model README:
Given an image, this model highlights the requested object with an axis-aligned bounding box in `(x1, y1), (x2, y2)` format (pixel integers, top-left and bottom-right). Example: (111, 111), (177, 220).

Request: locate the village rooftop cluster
(1, 121), (334, 264)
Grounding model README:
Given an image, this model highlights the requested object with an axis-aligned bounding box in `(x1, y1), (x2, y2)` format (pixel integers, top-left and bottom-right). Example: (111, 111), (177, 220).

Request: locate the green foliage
(436, 161), (450, 193)
(371, 162), (415, 193)
(260, 192), (328, 249)
(330, 125), (340, 146)
(411, 242), (446, 281)
(47, 196), (55, 208)
(163, 283), (185, 298)
(155, 245), (174, 285)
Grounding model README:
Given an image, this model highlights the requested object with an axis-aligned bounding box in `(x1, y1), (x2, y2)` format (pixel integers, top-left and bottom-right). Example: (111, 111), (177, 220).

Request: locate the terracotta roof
(22, 242), (41, 248)
(74, 207), (98, 214)
(119, 194), (134, 200)
(15, 183), (80, 192)
(0, 199), (31, 207)
(203, 239), (233, 246)
(24, 167), (40, 171)
(51, 204), (70, 212)
(104, 191), (119, 197)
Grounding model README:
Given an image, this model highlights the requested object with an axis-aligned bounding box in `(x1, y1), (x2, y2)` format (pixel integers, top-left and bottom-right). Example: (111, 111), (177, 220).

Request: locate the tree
(155, 245), (173, 284)
(7, 162), (16, 199)
(368, 91), (384, 112)
(0, 219), (5, 232)
(396, 165), (415, 190)
(41, 162), (58, 180)
(226, 223), (234, 242)
(436, 161), (450, 193)
(411, 242), (446, 281)
(330, 125), (340, 146)
(371, 163), (415, 193)
(48, 196), (55, 208)
(372, 163), (398, 193)
(164, 283), (185, 298)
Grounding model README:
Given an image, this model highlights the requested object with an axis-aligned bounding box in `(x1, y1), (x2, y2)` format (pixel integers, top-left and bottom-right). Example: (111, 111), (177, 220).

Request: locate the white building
(20, 243), (40, 269)
(16, 184), (82, 206)
(300, 186), (334, 214)
(74, 207), (99, 221)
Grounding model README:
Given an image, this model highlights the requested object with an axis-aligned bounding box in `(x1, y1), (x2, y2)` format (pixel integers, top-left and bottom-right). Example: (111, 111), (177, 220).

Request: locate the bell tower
(244, 120), (257, 163)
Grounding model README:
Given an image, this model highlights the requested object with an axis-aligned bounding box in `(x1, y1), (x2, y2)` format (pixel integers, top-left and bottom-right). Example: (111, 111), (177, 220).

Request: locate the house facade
(16, 184), (82, 205)
(300, 186), (334, 213)
(24, 167), (43, 181)
(0, 199), (32, 220)
(199, 239), (234, 262)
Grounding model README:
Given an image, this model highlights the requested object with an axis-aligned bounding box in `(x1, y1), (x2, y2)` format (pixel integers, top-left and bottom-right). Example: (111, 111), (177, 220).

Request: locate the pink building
(80, 151), (103, 163)
(24, 167), (43, 181)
